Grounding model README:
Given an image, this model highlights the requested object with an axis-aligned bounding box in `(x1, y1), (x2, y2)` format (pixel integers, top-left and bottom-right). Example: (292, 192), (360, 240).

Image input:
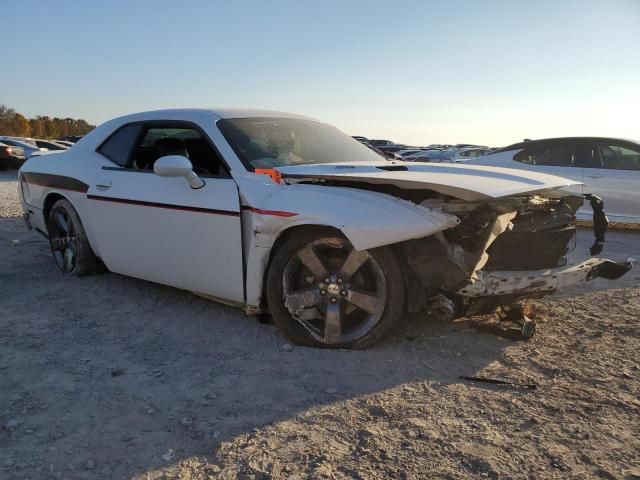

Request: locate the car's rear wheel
(47, 199), (100, 276)
(266, 228), (405, 349)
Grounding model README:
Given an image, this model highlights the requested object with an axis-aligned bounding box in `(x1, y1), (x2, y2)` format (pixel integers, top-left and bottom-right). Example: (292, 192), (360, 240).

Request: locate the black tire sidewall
(266, 227), (405, 349)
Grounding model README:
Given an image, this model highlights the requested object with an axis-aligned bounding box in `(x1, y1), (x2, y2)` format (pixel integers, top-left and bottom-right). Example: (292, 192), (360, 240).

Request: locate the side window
(514, 143), (576, 167)
(97, 124), (143, 166)
(596, 143), (640, 171)
(130, 125), (225, 176)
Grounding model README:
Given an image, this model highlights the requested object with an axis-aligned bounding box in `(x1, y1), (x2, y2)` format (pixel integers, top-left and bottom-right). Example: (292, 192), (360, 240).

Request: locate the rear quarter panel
(19, 150), (106, 256)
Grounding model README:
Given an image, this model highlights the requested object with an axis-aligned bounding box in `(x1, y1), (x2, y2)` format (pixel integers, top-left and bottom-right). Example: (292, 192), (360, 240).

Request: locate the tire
(266, 227), (405, 349)
(47, 198), (101, 276)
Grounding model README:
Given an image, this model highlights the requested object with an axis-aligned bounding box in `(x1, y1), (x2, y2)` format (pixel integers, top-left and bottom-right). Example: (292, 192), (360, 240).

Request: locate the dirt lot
(1, 170), (639, 479)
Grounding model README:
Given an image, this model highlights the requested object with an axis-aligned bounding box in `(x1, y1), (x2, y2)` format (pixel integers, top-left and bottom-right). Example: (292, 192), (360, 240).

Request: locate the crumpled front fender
(237, 178), (462, 312)
(251, 183), (461, 251)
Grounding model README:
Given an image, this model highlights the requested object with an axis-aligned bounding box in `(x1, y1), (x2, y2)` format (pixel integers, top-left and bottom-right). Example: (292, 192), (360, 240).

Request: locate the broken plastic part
(587, 259), (633, 280)
(498, 304), (537, 340)
(585, 194), (608, 255)
(427, 294), (456, 322)
(457, 258), (632, 297)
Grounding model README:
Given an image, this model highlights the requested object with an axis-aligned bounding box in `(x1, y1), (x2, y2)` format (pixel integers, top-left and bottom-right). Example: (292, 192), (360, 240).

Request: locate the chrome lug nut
(340, 290), (347, 296)
(330, 297), (337, 303)
(324, 277), (331, 284)
(337, 278), (343, 284)
(320, 289), (327, 296)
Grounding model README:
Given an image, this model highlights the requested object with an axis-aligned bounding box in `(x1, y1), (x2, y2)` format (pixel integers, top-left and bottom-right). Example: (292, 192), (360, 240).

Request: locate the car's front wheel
(266, 227), (405, 349)
(47, 198), (101, 276)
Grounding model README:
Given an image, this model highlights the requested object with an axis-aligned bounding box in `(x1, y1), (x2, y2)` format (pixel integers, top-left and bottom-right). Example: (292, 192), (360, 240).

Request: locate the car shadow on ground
(0, 219), (523, 479)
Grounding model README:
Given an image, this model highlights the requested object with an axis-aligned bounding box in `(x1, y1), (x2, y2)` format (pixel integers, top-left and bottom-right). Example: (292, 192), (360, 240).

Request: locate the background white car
(17, 110), (631, 348)
(468, 137), (640, 224)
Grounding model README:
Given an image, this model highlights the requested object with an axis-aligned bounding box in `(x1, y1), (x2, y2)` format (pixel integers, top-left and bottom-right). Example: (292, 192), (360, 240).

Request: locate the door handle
(96, 179), (112, 190)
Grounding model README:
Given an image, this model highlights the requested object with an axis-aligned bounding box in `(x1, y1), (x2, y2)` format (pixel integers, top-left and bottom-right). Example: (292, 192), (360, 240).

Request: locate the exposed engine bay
(395, 192), (630, 317)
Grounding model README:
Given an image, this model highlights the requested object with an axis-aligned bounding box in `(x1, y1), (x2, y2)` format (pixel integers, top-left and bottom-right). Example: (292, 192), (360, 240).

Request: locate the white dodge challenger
(18, 109), (631, 348)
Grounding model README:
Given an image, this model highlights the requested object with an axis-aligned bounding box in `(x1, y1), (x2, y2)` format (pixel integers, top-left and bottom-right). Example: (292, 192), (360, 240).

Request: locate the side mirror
(154, 155), (205, 189)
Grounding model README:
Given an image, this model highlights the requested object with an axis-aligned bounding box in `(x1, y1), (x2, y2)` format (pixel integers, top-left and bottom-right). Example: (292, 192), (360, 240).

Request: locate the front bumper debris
(457, 258), (633, 298)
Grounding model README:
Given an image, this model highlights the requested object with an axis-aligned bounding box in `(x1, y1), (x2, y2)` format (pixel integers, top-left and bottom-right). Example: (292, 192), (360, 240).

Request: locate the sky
(3, 0), (639, 146)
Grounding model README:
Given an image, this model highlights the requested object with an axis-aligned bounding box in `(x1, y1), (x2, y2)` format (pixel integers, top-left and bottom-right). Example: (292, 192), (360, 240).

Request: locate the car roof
(71, 108), (324, 153)
(111, 108), (318, 122)
(497, 136), (640, 152)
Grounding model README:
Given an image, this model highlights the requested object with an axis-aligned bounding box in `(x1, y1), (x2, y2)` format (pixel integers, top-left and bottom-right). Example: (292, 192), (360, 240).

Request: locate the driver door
(87, 122), (245, 304)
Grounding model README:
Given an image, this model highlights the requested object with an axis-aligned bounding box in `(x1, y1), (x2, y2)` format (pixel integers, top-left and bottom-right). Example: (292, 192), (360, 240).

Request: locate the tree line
(0, 104), (95, 139)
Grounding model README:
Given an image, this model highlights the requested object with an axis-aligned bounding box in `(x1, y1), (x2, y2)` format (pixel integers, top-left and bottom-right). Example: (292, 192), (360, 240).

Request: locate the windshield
(217, 117), (384, 170)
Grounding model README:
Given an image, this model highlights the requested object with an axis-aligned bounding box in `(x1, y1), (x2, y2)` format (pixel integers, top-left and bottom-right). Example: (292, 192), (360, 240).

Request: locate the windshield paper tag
(250, 121), (280, 128)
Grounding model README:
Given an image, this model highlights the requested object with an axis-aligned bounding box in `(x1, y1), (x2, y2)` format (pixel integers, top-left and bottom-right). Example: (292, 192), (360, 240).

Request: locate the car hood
(276, 161), (581, 201)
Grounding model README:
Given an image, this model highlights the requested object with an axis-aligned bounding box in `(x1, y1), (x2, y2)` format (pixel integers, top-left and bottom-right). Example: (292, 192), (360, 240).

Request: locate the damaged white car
(18, 109), (632, 348)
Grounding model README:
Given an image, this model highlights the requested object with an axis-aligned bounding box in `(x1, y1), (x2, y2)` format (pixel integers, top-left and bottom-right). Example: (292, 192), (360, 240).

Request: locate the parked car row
(352, 135), (498, 163)
(0, 135), (82, 170)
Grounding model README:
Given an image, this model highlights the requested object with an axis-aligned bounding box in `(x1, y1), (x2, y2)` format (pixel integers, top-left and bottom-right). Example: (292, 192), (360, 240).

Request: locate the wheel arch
(42, 192), (100, 259)
(42, 192), (70, 234)
(42, 192), (103, 276)
(256, 222), (414, 316)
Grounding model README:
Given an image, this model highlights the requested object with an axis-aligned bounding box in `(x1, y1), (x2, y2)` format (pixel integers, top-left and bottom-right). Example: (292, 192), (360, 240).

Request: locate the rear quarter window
(97, 124), (143, 166)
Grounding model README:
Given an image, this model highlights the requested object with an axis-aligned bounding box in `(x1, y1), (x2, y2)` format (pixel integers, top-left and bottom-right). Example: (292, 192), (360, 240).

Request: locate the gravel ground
(1, 170), (639, 479)
(0, 172), (23, 232)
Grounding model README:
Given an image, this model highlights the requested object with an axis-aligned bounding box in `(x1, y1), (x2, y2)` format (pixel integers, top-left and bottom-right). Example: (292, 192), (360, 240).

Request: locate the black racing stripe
(86, 194), (240, 217)
(21, 172), (89, 193)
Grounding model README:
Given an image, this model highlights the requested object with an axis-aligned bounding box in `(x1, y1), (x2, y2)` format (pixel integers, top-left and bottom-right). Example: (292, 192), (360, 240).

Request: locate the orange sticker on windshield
(255, 168), (283, 184)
